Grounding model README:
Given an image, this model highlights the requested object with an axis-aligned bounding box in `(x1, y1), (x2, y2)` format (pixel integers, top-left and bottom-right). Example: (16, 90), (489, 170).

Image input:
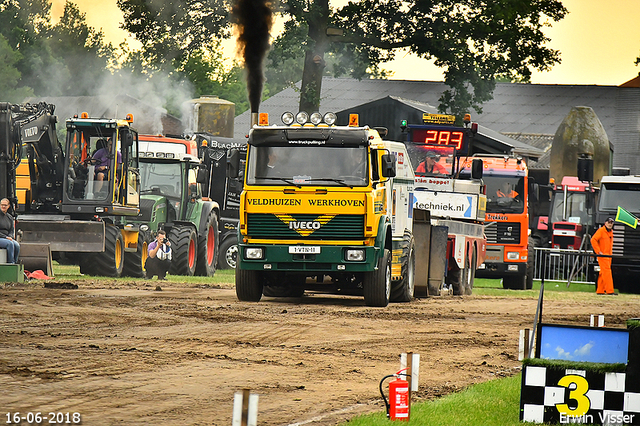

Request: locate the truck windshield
(246, 145), (368, 187)
(550, 191), (590, 224)
(404, 143), (454, 177)
(485, 176), (525, 214)
(139, 162), (183, 198)
(599, 183), (640, 213)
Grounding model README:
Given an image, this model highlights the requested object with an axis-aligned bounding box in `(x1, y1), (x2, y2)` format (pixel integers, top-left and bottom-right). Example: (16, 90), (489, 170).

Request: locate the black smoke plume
(232, 0), (273, 113)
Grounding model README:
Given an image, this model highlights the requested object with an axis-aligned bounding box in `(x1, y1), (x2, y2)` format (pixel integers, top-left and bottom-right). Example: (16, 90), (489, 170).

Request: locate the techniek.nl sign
(413, 192), (477, 220)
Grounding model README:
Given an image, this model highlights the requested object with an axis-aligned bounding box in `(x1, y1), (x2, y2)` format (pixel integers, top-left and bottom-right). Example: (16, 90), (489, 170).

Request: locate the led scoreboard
(409, 128), (466, 151)
(403, 113), (473, 155)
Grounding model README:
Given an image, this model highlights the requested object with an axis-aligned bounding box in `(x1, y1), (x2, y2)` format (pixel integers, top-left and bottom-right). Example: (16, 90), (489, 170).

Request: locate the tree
(47, 1), (114, 95)
(0, 0), (116, 97)
(0, 34), (34, 102)
(278, 0), (567, 116)
(117, 0), (230, 70)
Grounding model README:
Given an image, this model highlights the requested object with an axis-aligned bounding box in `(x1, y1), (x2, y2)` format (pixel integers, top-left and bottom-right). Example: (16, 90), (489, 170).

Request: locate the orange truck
(466, 155), (536, 289)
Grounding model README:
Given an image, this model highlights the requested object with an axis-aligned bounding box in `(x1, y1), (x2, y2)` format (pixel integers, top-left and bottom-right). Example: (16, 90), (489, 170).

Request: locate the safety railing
(532, 247), (596, 284)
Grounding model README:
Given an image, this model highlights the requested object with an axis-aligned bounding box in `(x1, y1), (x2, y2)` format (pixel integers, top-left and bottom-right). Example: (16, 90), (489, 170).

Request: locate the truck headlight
(345, 249), (365, 261)
(507, 265), (519, 272)
(245, 247), (264, 260)
(507, 252), (519, 260)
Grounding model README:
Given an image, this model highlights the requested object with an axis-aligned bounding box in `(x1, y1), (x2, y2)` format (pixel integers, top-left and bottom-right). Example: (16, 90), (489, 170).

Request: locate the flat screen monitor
(537, 323), (629, 364)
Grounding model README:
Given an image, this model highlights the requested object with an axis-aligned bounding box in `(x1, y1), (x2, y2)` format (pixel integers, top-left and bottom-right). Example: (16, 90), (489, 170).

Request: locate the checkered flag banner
(520, 365), (640, 424)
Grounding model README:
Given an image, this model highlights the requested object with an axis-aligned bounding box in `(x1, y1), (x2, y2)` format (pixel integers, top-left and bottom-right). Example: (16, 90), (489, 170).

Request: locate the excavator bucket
(18, 219), (105, 252)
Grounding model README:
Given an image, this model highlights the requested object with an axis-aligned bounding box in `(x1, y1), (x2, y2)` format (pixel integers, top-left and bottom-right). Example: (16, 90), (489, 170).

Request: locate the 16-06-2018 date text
(5, 412), (81, 424)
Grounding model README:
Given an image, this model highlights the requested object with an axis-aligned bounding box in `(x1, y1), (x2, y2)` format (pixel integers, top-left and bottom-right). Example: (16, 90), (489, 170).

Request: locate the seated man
(92, 138), (122, 193)
(416, 151), (447, 175)
(145, 230), (172, 280)
(496, 181), (518, 198)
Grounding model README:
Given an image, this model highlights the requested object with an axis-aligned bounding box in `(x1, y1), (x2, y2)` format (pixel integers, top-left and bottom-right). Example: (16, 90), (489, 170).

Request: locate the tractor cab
(62, 113), (140, 217)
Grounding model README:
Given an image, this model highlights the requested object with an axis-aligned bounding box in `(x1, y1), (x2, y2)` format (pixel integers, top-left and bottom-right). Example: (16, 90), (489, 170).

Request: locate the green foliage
(269, 0), (566, 114)
(0, 34), (33, 101)
(178, 47), (251, 114)
(117, 0), (230, 69)
(0, 0), (116, 97)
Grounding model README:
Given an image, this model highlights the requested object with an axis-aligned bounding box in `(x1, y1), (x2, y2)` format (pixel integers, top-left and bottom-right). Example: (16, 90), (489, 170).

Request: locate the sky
(51, 0), (640, 87)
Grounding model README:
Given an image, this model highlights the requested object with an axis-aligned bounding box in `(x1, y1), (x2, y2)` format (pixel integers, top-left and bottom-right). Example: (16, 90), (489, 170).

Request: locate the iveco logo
(289, 221), (321, 230)
(276, 214), (336, 237)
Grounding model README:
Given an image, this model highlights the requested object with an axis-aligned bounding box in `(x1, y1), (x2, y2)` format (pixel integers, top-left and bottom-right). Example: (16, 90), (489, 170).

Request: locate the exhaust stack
(251, 112), (259, 128)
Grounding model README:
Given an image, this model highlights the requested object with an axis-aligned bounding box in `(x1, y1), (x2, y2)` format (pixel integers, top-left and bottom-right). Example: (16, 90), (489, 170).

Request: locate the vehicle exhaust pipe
(251, 112), (259, 128)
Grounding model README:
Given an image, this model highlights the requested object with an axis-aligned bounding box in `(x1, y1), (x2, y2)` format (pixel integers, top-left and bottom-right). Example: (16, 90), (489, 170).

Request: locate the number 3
(556, 374), (590, 417)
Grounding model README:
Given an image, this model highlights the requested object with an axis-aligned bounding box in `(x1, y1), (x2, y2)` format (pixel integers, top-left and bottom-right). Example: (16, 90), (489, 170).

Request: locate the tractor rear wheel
(168, 226), (198, 276)
(195, 211), (219, 277)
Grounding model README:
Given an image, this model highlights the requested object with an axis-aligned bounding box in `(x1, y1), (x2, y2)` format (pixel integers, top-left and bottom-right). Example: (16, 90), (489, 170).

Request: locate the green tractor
(122, 135), (219, 277)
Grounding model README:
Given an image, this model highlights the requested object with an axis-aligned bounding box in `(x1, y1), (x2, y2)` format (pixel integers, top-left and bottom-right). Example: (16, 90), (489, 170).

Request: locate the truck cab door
(120, 129), (140, 207)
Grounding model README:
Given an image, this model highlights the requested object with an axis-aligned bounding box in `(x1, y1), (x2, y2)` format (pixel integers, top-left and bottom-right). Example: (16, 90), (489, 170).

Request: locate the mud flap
(18, 219), (105, 252)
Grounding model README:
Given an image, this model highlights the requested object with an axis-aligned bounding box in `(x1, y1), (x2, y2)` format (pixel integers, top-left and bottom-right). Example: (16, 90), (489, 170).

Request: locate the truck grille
(247, 214), (364, 240)
(555, 223), (578, 230)
(485, 222), (521, 244)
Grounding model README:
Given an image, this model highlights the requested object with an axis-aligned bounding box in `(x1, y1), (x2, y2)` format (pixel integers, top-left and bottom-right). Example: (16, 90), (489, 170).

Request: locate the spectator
(416, 151), (447, 175)
(0, 198), (20, 264)
(590, 217), (616, 295)
(146, 230), (172, 280)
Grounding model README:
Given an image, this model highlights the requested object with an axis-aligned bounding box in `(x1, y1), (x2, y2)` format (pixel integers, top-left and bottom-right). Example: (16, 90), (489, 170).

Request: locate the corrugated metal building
(234, 77), (640, 173)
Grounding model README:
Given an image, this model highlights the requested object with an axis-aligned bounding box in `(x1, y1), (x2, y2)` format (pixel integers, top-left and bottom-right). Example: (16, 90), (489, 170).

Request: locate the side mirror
(529, 181), (539, 202)
(381, 154), (396, 178)
(122, 132), (134, 148)
(196, 168), (208, 184)
(471, 159), (483, 179)
(228, 148), (240, 179)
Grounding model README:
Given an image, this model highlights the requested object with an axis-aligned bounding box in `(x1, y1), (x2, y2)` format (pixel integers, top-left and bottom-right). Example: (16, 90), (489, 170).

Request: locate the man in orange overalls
(590, 217), (615, 295)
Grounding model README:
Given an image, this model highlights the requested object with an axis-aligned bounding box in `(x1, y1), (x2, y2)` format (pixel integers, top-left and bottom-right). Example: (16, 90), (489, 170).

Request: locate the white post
(519, 329), (531, 361)
(400, 353), (420, 392)
(232, 389), (258, 426)
(590, 314), (605, 327)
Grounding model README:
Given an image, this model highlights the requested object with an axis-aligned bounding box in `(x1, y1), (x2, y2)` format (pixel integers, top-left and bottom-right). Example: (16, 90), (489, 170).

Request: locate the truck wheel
(195, 210), (219, 277)
(391, 232), (415, 302)
(168, 226), (198, 276)
(451, 248), (471, 296)
(363, 248), (391, 307)
(86, 224), (125, 277)
(236, 268), (263, 302)
(123, 230), (151, 278)
(465, 247), (477, 295)
(218, 237), (238, 269)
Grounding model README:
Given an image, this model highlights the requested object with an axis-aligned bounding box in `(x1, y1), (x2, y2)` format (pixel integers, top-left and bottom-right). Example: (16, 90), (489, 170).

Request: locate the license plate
(289, 246), (321, 254)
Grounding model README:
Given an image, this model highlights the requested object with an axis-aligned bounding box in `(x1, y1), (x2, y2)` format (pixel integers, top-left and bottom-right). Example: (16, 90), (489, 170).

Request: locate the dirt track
(1, 278), (636, 426)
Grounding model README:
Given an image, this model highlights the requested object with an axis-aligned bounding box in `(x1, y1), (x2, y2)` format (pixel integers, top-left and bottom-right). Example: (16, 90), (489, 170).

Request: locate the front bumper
(237, 243), (380, 272)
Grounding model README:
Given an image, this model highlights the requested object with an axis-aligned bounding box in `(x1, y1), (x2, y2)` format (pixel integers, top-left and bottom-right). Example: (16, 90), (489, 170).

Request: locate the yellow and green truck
(230, 112), (415, 307)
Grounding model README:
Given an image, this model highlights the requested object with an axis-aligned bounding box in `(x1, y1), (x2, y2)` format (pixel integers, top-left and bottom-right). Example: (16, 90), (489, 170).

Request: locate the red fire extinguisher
(380, 368), (410, 421)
